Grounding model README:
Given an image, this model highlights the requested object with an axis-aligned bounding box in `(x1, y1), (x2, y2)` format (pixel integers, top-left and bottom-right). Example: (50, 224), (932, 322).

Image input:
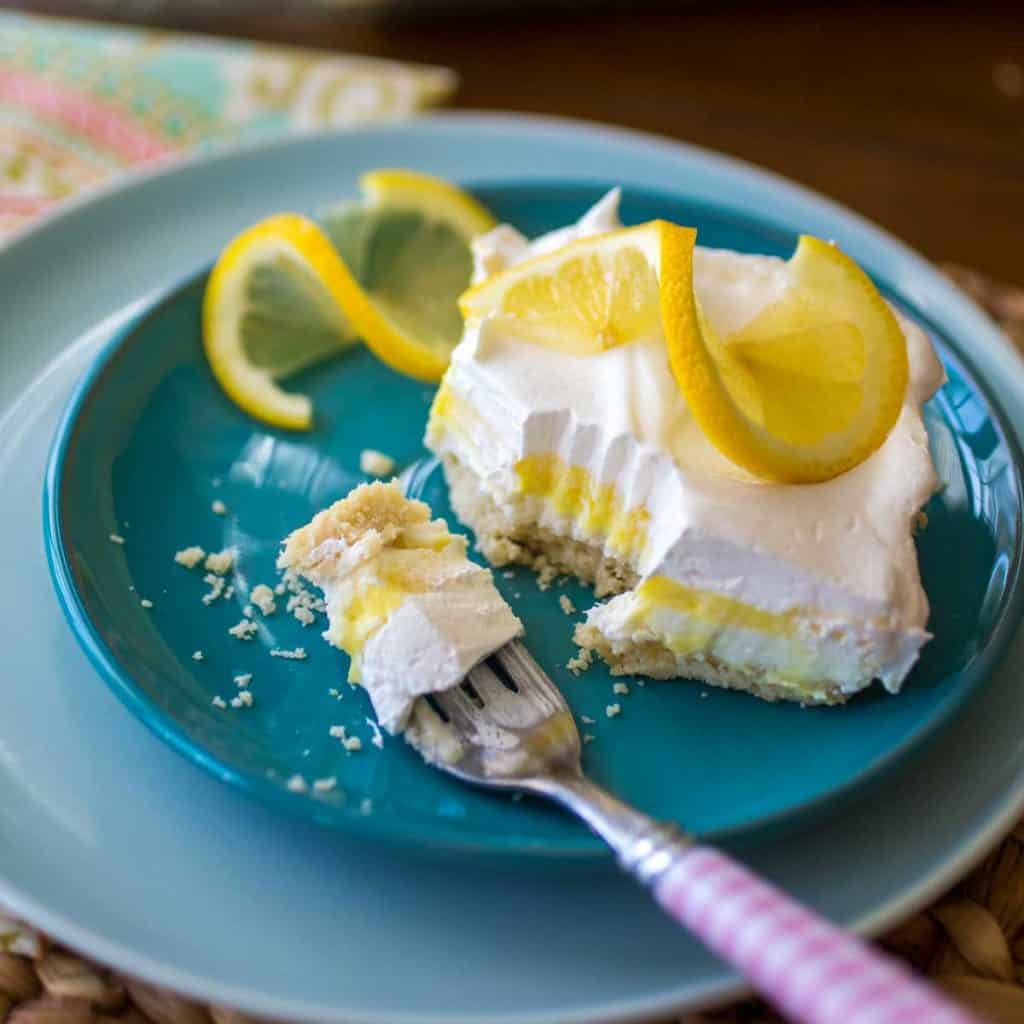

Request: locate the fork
(403, 640), (978, 1024)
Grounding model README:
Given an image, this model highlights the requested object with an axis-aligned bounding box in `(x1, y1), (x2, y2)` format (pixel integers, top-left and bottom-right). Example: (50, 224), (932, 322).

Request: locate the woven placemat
(2, 265), (1023, 1024)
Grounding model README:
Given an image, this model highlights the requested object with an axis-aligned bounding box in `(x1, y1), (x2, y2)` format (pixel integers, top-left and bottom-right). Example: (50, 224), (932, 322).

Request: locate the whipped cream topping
(358, 574), (522, 732)
(433, 192), (945, 690)
(279, 482), (522, 732)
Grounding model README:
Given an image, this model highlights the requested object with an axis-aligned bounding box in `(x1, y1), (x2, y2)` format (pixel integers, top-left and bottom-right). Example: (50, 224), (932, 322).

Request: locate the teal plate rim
(42, 178), (1024, 859)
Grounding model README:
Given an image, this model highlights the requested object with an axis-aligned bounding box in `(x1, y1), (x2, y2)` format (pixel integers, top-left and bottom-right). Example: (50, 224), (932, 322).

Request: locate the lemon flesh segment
(663, 234), (909, 484)
(460, 223), (673, 355)
(319, 172), (496, 384)
(360, 168), (497, 242)
(202, 213), (358, 431)
(321, 202), (474, 380)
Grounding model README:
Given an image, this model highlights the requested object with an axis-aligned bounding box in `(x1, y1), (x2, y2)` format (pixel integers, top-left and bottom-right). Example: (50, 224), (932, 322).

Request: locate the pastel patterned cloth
(0, 12), (456, 244)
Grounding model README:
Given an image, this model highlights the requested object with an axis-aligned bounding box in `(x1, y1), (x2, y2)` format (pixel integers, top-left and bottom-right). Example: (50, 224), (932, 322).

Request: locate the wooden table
(10, 0), (1024, 287)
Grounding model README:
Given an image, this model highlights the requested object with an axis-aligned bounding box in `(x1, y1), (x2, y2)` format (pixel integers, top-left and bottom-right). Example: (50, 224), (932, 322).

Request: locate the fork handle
(538, 775), (976, 1024)
(653, 845), (975, 1024)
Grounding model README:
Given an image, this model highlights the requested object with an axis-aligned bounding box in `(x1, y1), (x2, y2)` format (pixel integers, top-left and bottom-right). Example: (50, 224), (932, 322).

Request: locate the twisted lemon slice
(203, 213), (356, 431)
(203, 171), (497, 429)
(662, 233), (909, 483)
(462, 223), (908, 483)
(460, 222), (676, 354)
(321, 169), (497, 382)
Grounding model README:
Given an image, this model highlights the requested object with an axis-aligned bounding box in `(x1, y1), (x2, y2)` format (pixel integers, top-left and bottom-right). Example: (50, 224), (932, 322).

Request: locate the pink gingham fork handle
(654, 846), (978, 1024)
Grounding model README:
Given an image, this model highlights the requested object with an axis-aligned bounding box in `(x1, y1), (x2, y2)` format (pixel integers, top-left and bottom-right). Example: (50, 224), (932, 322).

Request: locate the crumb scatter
(329, 724), (362, 752)
(270, 646), (307, 660)
(202, 573), (226, 605)
(204, 548), (236, 575)
(567, 647), (594, 676)
(228, 619), (259, 640)
(174, 544), (205, 569)
(359, 448), (396, 477)
(250, 583), (277, 616)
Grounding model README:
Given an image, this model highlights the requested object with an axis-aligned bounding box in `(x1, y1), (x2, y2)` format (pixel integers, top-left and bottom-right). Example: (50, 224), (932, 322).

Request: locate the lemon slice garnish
(320, 169), (497, 382)
(203, 172), (497, 428)
(459, 222), (673, 354)
(460, 221), (907, 484)
(662, 232), (909, 483)
(202, 213), (357, 431)
(360, 168), (497, 241)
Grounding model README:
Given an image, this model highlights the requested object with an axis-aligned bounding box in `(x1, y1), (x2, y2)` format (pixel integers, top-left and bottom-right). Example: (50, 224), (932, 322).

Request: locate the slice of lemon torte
(425, 190), (944, 704)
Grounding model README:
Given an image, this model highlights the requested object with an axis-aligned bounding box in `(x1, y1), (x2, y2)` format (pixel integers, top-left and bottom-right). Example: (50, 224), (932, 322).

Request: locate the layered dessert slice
(425, 191), (945, 704)
(278, 480), (523, 732)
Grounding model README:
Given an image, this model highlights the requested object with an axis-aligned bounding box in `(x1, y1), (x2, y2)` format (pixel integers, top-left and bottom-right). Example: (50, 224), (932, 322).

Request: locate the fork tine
(490, 640), (569, 709)
(462, 660), (555, 730)
(407, 640), (581, 782)
(463, 659), (514, 704)
(434, 683), (486, 732)
(469, 643), (566, 715)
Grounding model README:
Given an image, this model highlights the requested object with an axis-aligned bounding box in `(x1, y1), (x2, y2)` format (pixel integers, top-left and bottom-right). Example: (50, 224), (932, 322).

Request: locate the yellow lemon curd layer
(329, 548), (458, 682)
(634, 576), (799, 642)
(426, 377), (464, 445)
(626, 576), (842, 692)
(514, 453), (649, 559)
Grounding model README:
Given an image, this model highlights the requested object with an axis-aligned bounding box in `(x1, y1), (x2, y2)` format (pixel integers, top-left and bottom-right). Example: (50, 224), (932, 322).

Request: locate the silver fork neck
(524, 773), (691, 886)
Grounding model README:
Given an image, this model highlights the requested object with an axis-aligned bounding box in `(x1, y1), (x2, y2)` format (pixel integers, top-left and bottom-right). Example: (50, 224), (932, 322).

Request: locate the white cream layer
(323, 557), (522, 733)
(587, 588), (925, 696)
(430, 191), (945, 694)
(279, 491), (523, 733)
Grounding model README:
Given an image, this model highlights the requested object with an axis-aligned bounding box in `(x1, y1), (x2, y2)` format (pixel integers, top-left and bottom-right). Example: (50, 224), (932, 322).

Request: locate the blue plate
(8, 116), (1024, 1022)
(44, 181), (1024, 856)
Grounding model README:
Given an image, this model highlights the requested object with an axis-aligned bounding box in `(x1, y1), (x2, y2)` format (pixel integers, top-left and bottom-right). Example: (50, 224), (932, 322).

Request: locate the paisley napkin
(0, 12), (455, 244)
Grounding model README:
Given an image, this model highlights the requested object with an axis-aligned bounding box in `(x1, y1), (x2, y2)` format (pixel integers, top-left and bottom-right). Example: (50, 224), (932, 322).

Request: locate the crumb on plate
(250, 583), (277, 616)
(270, 647), (307, 660)
(359, 448), (396, 477)
(228, 619), (258, 640)
(204, 548), (236, 575)
(174, 546), (206, 569)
